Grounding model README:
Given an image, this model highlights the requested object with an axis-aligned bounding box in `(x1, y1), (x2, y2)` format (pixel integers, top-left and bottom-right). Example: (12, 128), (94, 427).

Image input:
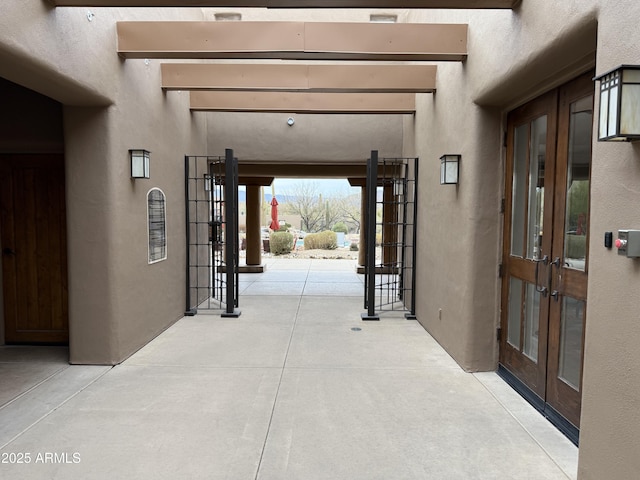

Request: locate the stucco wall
(578, 2), (640, 479)
(0, 1), (207, 364)
(207, 112), (404, 163)
(405, 1), (640, 478)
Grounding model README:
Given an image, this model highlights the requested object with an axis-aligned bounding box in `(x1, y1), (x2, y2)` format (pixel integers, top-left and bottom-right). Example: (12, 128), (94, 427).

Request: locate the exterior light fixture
(203, 174), (212, 192)
(440, 154), (460, 185)
(287, 117), (295, 126)
(594, 65), (640, 142)
(130, 149), (150, 179)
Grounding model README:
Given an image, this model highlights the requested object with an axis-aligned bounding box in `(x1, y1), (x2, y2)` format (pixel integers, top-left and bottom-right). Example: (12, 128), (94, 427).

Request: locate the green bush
(269, 231), (294, 255)
(332, 222), (348, 234)
(304, 230), (337, 250)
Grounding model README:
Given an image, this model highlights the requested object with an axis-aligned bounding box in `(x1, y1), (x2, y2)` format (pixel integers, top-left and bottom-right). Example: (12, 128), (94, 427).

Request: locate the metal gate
(362, 151), (418, 320)
(185, 149), (240, 317)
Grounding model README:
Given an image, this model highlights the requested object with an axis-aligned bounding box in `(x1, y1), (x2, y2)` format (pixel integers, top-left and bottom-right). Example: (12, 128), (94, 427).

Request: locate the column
(244, 183), (263, 272)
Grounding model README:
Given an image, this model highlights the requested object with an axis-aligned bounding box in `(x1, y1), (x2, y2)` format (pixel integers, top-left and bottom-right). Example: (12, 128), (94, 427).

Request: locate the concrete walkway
(0, 258), (577, 479)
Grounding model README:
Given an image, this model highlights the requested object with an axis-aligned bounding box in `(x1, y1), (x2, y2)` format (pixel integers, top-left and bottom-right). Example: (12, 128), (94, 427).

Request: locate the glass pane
(507, 277), (523, 349)
(526, 116), (547, 260)
(558, 296), (585, 390)
(564, 96), (592, 271)
(599, 88), (609, 139)
(608, 84), (619, 138)
(523, 282), (540, 362)
(510, 124), (528, 257)
(621, 84), (640, 136)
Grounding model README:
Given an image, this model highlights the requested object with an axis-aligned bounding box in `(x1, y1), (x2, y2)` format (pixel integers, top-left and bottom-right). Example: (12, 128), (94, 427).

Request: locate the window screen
(148, 188), (167, 263)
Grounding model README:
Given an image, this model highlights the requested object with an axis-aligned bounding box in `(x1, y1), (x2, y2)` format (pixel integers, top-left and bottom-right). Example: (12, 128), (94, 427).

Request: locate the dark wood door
(500, 73), (593, 433)
(1, 154), (69, 344)
(545, 73), (593, 428)
(500, 89), (559, 399)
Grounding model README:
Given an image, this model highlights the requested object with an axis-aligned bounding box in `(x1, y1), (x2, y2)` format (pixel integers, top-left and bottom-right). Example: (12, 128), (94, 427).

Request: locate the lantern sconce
(203, 173), (212, 192)
(130, 149), (150, 179)
(440, 154), (460, 185)
(594, 65), (640, 142)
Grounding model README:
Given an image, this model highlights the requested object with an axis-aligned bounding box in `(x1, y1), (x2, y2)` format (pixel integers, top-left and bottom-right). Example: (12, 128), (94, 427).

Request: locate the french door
(500, 72), (593, 441)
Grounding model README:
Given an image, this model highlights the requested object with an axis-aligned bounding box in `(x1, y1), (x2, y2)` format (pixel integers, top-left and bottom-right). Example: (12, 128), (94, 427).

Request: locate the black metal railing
(362, 151), (418, 320)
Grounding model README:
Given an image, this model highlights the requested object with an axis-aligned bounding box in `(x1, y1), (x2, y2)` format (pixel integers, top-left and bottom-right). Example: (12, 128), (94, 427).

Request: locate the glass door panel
(558, 296), (585, 390)
(527, 117), (547, 261)
(563, 95), (592, 271)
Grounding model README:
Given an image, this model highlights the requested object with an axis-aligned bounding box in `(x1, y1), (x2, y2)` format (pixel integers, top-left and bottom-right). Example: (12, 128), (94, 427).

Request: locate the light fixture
(203, 174), (212, 192)
(594, 65), (640, 142)
(130, 149), (150, 179)
(440, 154), (460, 185)
(287, 117), (295, 126)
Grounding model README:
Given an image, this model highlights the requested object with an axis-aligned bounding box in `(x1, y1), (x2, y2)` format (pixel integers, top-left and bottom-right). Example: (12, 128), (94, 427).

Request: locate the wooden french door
(1, 154), (69, 344)
(500, 72), (593, 437)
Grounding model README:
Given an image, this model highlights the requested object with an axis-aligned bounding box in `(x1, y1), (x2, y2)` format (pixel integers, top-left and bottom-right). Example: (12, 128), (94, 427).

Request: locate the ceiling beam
(162, 64), (437, 92)
(190, 91), (416, 114)
(238, 163), (368, 179)
(117, 21), (467, 61)
(52, 1), (518, 8)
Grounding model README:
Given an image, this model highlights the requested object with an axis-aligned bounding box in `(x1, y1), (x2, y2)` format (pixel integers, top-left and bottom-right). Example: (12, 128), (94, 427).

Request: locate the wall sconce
(203, 174), (212, 192)
(594, 65), (640, 142)
(440, 154), (460, 185)
(130, 149), (150, 179)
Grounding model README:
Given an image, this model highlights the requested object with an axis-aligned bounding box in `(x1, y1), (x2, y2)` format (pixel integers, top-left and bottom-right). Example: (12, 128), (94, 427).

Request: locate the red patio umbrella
(269, 197), (279, 230)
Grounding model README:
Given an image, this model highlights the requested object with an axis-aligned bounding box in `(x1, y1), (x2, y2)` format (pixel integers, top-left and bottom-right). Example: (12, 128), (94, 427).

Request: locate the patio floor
(0, 258), (578, 479)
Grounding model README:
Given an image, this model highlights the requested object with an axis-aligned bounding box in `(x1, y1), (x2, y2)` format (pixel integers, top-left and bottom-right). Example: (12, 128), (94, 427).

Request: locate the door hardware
(534, 254), (549, 296)
(548, 257), (561, 301)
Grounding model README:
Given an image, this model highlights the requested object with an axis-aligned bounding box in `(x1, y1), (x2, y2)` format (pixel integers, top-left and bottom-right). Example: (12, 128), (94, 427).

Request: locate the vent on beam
(214, 12), (242, 21)
(370, 14), (397, 23)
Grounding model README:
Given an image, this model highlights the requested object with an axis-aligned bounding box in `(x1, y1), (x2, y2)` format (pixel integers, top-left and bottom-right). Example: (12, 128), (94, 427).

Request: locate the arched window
(147, 188), (167, 263)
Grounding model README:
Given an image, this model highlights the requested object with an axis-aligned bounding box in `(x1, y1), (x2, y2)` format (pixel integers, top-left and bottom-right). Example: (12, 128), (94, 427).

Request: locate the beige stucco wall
(578, 2), (640, 479)
(0, 1), (207, 364)
(207, 112), (404, 163)
(404, 2), (640, 478)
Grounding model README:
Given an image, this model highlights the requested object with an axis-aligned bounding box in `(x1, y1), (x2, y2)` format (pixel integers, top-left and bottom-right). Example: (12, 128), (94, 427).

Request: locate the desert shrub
(375, 233), (382, 246)
(270, 231), (294, 255)
(304, 230), (337, 250)
(349, 242), (359, 251)
(332, 222), (348, 234)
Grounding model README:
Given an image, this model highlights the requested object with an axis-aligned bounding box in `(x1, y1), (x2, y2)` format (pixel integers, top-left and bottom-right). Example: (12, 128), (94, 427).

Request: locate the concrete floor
(0, 258), (577, 479)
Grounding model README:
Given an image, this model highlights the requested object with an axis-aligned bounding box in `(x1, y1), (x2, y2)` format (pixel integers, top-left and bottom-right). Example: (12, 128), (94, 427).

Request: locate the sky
(271, 178), (357, 197)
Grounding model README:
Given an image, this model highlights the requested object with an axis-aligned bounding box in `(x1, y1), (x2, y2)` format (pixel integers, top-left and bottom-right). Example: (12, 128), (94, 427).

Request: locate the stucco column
(245, 184), (262, 266)
(358, 185), (367, 267)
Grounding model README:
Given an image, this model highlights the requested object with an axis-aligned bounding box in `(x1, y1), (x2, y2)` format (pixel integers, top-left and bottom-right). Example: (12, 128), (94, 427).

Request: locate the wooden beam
(117, 22), (467, 61)
(52, 1), (518, 8)
(162, 64), (436, 93)
(190, 91), (416, 114)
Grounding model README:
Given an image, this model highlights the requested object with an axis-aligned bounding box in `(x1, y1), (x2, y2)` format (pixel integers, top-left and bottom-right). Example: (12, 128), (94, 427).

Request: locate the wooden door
(500, 89), (558, 399)
(1, 155), (69, 344)
(545, 73), (593, 428)
(500, 73), (593, 437)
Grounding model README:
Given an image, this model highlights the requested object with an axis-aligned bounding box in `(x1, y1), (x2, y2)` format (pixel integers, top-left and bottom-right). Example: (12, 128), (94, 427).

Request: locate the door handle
(549, 256), (561, 302)
(2, 248), (15, 256)
(534, 254), (549, 296)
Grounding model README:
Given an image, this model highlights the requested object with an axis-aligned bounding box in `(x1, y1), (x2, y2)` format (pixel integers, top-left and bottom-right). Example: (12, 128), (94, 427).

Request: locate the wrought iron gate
(362, 151), (418, 320)
(185, 149), (240, 317)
